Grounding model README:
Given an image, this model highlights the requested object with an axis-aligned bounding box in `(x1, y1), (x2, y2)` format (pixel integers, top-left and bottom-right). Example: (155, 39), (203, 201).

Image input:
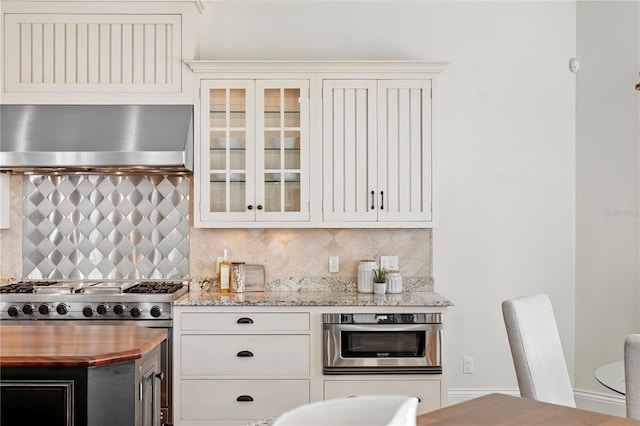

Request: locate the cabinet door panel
(180, 312), (310, 332)
(324, 379), (441, 414)
(181, 335), (309, 376)
(322, 80), (377, 222)
(255, 80), (309, 221)
(4, 13), (182, 93)
(181, 379), (309, 420)
(200, 80), (255, 222)
(377, 80), (432, 222)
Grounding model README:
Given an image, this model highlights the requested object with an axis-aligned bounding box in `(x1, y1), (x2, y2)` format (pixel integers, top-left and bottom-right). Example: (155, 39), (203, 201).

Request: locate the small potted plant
(373, 268), (387, 294)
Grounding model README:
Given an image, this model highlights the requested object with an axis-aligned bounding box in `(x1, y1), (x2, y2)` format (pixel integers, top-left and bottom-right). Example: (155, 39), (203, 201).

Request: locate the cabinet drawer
(324, 379), (442, 414)
(180, 312), (310, 331)
(181, 379), (309, 420)
(181, 335), (309, 375)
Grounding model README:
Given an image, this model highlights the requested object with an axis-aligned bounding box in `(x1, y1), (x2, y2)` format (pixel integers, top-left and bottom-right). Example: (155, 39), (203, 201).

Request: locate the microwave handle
(325, 323), (442, 332)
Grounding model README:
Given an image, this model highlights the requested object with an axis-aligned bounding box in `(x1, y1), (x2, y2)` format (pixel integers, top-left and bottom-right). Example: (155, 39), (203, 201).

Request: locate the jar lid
(231, 262), (245, 265)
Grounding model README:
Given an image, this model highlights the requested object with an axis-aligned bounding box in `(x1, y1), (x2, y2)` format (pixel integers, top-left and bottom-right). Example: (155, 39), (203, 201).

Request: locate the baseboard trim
(574, 389), (626, 417)
(447, 388), (520, 406)
(447, 388), (626, 417)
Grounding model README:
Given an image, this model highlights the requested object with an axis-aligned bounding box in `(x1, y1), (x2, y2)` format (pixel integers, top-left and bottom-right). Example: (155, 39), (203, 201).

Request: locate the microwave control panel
(325, 313), (441, 324)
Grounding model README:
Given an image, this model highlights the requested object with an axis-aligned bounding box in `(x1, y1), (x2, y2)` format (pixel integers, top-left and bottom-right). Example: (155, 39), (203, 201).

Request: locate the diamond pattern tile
(23, 174), (190, 280)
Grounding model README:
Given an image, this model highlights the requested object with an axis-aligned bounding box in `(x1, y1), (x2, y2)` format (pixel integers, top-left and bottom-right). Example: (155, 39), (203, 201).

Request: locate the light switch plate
(329, 256), (339, 273)
(380, 256), (399, 271)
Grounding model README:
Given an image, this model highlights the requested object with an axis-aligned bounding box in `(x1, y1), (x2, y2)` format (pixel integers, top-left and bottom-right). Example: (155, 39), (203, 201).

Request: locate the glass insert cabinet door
(200, 79), (309, 223)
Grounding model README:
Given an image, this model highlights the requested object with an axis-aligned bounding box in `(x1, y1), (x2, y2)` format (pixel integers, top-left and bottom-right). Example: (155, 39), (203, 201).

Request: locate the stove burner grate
(124, 282), (185, 294)
(0, 281), (58, 294)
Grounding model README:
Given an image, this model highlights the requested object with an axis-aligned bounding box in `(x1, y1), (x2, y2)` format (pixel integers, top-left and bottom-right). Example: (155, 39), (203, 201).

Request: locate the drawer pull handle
(237, 395), (254, 402)
(237, 317), (254, 324)
(237, 350), (254, 358)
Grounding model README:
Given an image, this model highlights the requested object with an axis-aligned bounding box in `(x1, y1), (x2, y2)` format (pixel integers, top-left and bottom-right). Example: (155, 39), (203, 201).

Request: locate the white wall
(196, 0), (577, 392)
(576, 0), (640, 398)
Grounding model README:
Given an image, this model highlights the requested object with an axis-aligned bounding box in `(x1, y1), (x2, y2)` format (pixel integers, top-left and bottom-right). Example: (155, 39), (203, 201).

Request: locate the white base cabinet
(174, 309), (312, 425)
(324, 378), (443, 415)
(173, 305), (447, 425)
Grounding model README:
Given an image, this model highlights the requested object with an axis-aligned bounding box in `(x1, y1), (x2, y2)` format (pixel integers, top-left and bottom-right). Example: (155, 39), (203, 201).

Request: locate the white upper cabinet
(323, 79), (433, 224)
(187, 60), (445, 229)
(198, 78), (310, 225)
(1, 1), (198, 104)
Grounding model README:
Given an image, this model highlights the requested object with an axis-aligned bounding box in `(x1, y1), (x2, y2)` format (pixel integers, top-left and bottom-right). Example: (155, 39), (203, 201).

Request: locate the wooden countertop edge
(0, 325), (166, 368)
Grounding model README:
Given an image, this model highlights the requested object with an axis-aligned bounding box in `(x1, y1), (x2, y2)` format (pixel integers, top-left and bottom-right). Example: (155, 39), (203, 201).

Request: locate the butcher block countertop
(0, 324), (166, 368)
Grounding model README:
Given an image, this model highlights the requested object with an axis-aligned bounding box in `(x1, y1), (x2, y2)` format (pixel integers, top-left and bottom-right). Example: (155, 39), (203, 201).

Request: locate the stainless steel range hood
(0, 105), (193, 172)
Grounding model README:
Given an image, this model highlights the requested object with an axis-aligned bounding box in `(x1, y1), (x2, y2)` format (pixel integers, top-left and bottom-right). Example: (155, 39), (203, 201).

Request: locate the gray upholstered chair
(625, 334), (640, 420)
(502, 294), (575, 407)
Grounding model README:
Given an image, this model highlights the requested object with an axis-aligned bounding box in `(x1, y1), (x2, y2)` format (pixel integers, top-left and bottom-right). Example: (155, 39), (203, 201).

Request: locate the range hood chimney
(0, 105), (193, 173)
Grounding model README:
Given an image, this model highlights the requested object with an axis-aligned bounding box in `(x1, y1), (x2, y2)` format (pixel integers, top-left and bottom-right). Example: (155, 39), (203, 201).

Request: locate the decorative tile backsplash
(22, 174), (190, 280)
(190, 228), (433, 284)
(1, 174), (433, 287)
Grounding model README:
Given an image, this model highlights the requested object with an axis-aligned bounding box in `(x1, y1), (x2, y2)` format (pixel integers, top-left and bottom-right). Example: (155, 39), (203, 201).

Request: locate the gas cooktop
(0, 280), (189, 320)
(1, 280), (187, 294)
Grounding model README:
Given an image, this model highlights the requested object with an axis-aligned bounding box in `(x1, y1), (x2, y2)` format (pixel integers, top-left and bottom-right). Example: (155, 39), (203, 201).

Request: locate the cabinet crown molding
(185, 60), (448, 74)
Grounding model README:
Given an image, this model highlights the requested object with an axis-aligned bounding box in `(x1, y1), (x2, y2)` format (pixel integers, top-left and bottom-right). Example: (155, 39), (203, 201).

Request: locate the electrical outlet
(463, 356), (474, 374)
(380, 256), (399, 271)
(329, 256), (339, 273)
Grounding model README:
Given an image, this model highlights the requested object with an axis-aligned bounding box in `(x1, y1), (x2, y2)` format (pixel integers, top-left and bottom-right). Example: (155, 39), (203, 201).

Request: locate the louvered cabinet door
(322, 80), (378, 222)
(377, 80), (433, 222)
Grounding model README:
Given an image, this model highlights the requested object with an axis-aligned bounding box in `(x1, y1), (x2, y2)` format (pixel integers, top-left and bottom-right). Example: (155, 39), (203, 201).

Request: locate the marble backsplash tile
(190, 228), (433, 285)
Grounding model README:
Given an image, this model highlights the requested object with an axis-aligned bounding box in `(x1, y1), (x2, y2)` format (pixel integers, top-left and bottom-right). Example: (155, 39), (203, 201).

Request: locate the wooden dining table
(416, 393), (636, 425)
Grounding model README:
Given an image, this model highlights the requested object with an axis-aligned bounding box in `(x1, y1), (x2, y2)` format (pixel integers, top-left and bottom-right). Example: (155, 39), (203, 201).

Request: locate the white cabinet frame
(187, 61), (446, 228)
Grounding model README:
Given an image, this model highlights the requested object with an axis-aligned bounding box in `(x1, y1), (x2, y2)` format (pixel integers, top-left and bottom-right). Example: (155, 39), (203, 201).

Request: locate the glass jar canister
(231, 262), (246, 293)
(357, 260), (377, 293)
(386, 271), (403, 294)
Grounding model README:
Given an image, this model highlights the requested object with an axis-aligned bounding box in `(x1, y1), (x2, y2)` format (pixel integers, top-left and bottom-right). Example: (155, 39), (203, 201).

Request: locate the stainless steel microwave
(323, 313), (443, 374)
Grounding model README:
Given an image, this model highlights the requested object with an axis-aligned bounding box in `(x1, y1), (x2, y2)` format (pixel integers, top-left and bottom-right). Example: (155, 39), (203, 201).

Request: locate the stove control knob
(97, 304), (108, 315)
(22, 303), (35, 315)
(82, 306), (93, 317)
(56, 303), (69, 315)
(114, 304), (125, 315)
(130, 307), (141, 318)
(150, 306), (162, 318)
(8, 305), (19, 317)
(38, 304), (50, 315)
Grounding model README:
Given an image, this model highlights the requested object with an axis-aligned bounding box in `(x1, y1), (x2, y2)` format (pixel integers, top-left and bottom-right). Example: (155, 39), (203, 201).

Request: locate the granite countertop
(174, 290), (452, 307)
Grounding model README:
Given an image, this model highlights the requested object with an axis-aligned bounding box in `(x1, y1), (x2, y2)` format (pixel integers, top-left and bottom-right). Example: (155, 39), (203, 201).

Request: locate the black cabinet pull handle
(257, 205), (263, 210)
(237, 395), (254, 402)
(247, 205), (253, 210)
(370, 190), (375, 210)
(155, 372), (165, 380)
(237, 317), (254, 324)
(236, 350), (254, 357)
(380, 191), (384, 210)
